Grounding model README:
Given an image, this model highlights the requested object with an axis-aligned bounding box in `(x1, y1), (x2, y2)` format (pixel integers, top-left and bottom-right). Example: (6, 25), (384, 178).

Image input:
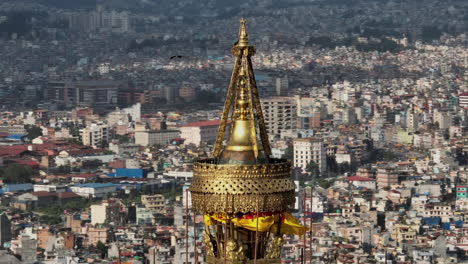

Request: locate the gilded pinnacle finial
(237, 18), (249, 47)
(235, 65), (249, 120)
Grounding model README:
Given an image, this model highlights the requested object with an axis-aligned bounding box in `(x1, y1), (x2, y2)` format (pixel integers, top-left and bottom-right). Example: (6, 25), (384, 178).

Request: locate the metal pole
(309, 189), (313, 264)
(117, 243), (121, 264)
(194, 209), (198, 264)
(224, 195), (228, 264)
(254, 195), (260, 264)
(301, 248), (304, 264)
(302, 190), (306, 264)
(153, 246), (156, 264)
(185, 189), (189, 264)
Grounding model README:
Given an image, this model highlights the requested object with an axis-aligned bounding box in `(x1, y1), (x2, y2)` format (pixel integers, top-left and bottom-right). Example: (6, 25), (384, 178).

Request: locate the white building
(109, 143), (140, 154)
(406, 109), (419, 132)
(433, 110), (452, 129)
(459, 92), (468, 108)
(70, 183), (117, 199)
(162, 170), (193, 181)
(180, 120), (222, 146)
(135, 130), (180, 146)
(33, 184), (67, 193)
(80, 123), (111, 147)
(90, 199), (125, 225)
(346, 176), (376, 190)
(136, 206), (154, 225)
(293, 138), (326, 175)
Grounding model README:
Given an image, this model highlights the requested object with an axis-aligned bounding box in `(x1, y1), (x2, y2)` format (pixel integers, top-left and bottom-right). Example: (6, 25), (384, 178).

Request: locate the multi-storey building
(376, 167), (399, 188)
(293, 138), (326, 175)
(275, 77), (289, 96)
(68, 5), (130, 33)
(406, 109), (419, 132)
(45, 80), (120, 108)
(80, 123), (111, 147)
(90, 199), (126, 225)
(180, 120), (223, 146)
(178, 84), (196, 102)
(261, 96), (297, 138)
(87, 227), (109, 246)
(141, 194), (165, 213)
(459, 92), (468, 108)
(456, 185), (468, 199)
(135, 130), (180, 146)
(423, 204), (453, 220)
(433, 110), (453, 129)
(391, 224), (417, 243)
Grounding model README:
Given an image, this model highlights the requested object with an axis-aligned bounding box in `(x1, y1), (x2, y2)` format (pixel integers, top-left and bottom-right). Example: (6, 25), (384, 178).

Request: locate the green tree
(195, 90), (219, 104)
(318, 179), (334, 189)
(25, 125), (43, 141)
(96, 240), (108, 259)
(39, 215), (62, 225)
(306, 161), (320, 177)
(281, 145), (293, 160)
(2, 164), (33, 183)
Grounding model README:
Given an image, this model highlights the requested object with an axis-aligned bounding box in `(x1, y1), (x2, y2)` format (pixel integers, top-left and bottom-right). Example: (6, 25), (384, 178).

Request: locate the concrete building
(391, 224), (417, 243)
(179, 84), (196, 102)
(141, 194), (165, 213)
(87, 227), (109, 246)
(275, 76), (289, 96)
(109, 143), (140, 154)
(293, 138), (326, 175)
(90, 199), (125, 225)
(459, 92), (468, 108)
(80, 123), (111, 147)
(136, 206), (153, 225)
(11, 235), (36, 263)
(45, 80), (120, 107)
(342, 107), (358, 125)
(433, 110), (452, 129)
(70, 183), (117, 198)
(346, 176), (376, 190)
(406, 109), (419, 132)
(261, 97), (297, 138)
(68, 5), (130, 33)
(135, 130), (180, 146)
(376, 168), (398, 188)
(180, 120), (222, 146)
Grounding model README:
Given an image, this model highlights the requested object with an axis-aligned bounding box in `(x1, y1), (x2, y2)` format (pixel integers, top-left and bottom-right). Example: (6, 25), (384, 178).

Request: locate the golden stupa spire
(213, 18), (271, 160)
(189, 19), (299, 264)
(237, 18), (249, 47)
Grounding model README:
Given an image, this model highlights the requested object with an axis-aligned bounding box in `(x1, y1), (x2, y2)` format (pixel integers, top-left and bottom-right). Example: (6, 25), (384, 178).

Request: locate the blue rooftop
(6, 134), (27, 140)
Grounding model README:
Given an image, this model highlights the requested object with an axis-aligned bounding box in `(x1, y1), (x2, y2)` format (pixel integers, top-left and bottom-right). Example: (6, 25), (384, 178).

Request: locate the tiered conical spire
(189, 19), (300, 264)
(213, 18), (271, 161)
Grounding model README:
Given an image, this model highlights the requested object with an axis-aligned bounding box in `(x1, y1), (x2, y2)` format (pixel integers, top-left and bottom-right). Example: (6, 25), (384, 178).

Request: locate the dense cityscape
(0, 0), (467, 263)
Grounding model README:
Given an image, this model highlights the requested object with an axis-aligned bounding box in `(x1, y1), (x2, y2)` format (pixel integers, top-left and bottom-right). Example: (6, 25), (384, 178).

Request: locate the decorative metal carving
(224, 238), (245, 261)
(190, 159), (295, 213)
(203, 229), (215, 257)
(265, 237), (284, 259)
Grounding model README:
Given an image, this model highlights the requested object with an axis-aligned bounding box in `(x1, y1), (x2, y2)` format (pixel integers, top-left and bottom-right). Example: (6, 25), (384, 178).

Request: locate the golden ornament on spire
(237, 18), (249, 47)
